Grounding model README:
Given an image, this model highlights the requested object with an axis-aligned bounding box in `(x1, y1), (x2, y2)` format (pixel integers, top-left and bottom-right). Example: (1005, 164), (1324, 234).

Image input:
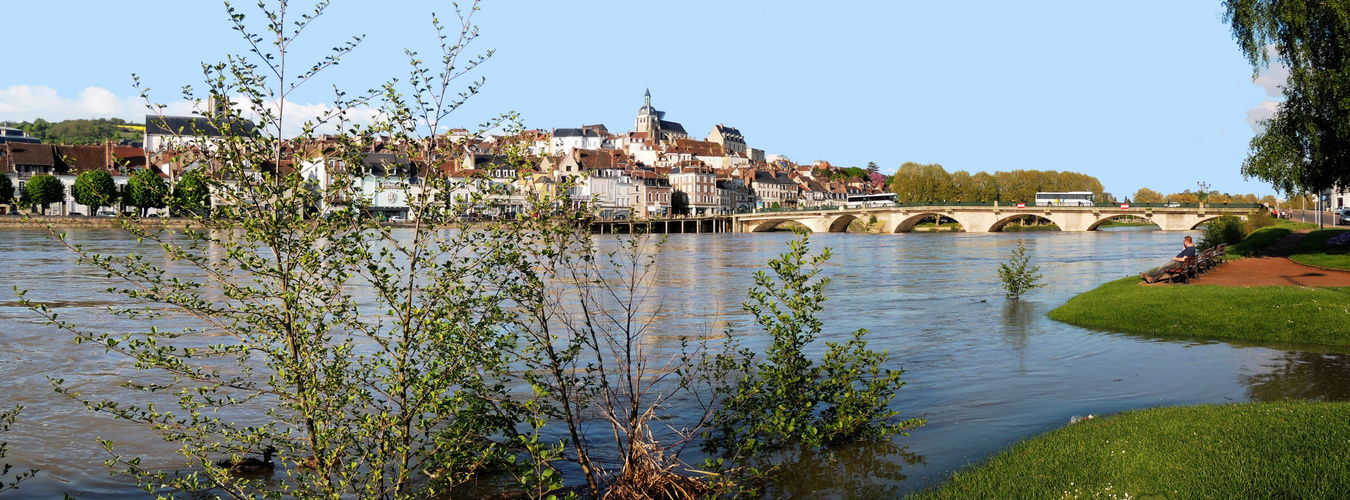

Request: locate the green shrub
(1199, 215), (1246, 250)
(1245, 209), (1275, 232)
(998, 239), (1045, 300)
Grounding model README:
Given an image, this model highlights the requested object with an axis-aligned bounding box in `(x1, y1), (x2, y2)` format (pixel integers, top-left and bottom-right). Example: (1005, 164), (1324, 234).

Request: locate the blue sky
(1, 1), (1284, 198)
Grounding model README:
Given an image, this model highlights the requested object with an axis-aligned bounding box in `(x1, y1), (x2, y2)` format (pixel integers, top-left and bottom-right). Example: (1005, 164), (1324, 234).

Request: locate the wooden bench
(1214, 243), (1227, 266)
(1161, 255), (1198, 284)
(1198, 248), (1216, 274)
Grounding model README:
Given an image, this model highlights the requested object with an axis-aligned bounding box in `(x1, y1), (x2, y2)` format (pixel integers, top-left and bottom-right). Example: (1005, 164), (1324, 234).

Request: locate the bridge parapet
(732, 204), (1256, 233)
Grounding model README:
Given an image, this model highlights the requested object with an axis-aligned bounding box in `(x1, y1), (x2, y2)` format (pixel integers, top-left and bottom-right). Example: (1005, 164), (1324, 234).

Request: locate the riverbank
(1048, 226), (1350, 345)
(922, 226), (1350, 498)
(1289, 228), (1350, 270)
(912, 401), (1350, 499)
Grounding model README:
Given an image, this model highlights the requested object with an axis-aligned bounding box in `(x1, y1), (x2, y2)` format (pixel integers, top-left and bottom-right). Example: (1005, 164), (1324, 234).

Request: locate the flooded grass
(1047, 276), (1350, 345)
(912, 401), (1350, 500)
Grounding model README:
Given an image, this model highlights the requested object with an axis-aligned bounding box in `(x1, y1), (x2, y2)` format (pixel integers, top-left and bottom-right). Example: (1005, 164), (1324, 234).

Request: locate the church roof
(659, 120), (686, 135)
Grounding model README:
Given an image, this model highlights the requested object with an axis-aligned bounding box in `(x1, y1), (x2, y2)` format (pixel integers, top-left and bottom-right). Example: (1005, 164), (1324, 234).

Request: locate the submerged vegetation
(15, 2), (920, 498)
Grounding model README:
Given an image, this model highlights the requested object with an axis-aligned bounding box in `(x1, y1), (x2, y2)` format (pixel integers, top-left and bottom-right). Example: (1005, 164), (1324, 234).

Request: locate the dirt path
(1193, 230), (1350, 287)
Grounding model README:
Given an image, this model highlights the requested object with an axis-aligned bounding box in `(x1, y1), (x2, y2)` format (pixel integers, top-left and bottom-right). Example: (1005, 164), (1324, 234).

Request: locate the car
(388, 215), (406, 223)
(1164, 202), (1181, 208)
(95, 209), (117, 217)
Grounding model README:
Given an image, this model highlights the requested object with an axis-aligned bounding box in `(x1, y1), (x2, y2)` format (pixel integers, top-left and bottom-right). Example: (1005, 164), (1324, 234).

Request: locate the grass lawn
(1289, 228), (1350, 270)
(1225, 220), (1317, 258)
(1046, 277), (1350, 345)
(911, 401), (1350, 500)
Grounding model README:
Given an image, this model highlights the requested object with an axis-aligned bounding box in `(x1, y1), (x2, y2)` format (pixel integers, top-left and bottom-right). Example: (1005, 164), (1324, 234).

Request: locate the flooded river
(2, 226), (1345, 498)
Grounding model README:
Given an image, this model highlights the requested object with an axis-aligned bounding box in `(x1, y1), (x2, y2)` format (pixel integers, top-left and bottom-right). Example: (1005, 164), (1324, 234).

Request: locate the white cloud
(0, 85), (146, 122)
(1252, 62), (1289, 98)
(1245, 45), (1289, 133)
(1246, 99), (1278, 133)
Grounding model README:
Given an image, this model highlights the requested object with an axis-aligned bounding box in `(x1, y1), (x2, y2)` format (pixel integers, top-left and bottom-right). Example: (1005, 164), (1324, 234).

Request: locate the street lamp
(1196, 181), (1211, 205)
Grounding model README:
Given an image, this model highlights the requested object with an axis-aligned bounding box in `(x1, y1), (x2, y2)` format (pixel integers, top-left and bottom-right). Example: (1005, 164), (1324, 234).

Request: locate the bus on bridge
(846, 192), (898, 209)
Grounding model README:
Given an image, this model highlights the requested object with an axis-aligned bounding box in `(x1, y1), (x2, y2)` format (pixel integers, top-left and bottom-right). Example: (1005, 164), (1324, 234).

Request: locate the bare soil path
(1194, 230), (1350, 287)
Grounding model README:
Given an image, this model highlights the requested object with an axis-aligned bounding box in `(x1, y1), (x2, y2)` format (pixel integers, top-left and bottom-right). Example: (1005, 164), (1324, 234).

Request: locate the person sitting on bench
(1141, 236), (1196, 284)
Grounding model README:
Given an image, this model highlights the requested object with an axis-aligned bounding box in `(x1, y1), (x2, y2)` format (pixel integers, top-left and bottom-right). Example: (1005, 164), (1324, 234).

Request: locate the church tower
(635, 89), (659, 136)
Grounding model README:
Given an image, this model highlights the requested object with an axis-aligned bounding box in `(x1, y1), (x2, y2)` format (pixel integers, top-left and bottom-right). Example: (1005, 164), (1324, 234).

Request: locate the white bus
(1035, 191), (1094, 207)
(845, 192), (898, 209)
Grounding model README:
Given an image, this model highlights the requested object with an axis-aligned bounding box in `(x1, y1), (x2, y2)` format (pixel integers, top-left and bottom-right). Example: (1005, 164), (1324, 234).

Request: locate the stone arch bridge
(731, 204), (1256, 233)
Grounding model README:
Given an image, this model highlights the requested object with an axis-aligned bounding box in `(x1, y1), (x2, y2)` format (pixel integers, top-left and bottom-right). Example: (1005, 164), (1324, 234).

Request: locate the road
(1285, 208), (1346, 226)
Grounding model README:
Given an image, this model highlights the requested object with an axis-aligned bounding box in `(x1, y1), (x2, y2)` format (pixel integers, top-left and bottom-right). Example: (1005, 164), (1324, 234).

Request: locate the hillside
(2, 118), (143, 145)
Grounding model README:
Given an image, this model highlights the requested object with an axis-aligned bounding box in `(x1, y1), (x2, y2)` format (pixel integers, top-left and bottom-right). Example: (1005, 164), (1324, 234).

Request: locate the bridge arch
(748, 219), (799, 232)
(989, 214), (1063, 232)
(827, 214), (859, 233)
(1085, 214), (1160, 231)
(891, 212), (971, 233)
(1186, 214), (1242, 230)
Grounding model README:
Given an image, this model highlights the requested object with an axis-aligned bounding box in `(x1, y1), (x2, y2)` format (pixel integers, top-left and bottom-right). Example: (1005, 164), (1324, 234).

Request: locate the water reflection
(764, 441), (925, 499)
(1247, 351), (1350, 402)
(7, 227), (1350, 497)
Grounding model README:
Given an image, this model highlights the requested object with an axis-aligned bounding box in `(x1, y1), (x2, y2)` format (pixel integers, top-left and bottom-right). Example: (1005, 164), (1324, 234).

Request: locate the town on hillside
(0, 91), (894, 220)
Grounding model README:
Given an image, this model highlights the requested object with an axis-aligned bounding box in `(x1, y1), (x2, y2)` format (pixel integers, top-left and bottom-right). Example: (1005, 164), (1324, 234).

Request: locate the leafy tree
(703, 231), (924, 484)
(889, 162), (952, 202)
(15, 2), (774, 498)
(967, 171), (1000, 202)
(1166, 192), (1201, 204)
(998, 238), (1045, 300)
(125, 168), (168, 216)
(72, 170), (119, 214)
(23, 175), (62, 215)
(1226, 0), (1350, 196)
(170, 170), (211, 215)
(1199, 215), (1247, 250)
(0, 174), (13, 206)
(672, 189), (690, 215)
(1133, 187), (1165, 204)
(949, 170), (971, 201)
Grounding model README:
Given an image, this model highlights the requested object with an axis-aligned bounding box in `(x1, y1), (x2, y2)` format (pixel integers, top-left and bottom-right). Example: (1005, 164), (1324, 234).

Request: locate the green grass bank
(1224, 219), (1316, 258)
(912, 401), (1350, 500)
(1289, 228), (1350, 270)
(1047, 276), (1350, 345)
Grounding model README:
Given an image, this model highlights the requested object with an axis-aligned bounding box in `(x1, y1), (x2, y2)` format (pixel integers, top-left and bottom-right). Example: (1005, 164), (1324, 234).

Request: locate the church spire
(644, 88), (651, 107)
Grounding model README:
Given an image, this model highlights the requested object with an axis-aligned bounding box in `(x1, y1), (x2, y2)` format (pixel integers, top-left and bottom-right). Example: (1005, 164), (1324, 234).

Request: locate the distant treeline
(2, 118), (142, 145)
(1129, 188), (1276, 206)
(888, 161), (1278, 206)
(888, 162), (1109, 203)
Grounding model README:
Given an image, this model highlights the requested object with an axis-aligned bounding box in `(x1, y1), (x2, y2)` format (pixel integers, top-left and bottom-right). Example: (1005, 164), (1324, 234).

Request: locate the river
(2, 226), (1347, 498)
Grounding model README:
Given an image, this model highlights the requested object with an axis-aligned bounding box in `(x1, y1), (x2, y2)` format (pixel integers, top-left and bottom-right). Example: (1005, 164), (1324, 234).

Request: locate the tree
(672, 190), (690, 215)
(1225, 1), (1350, 196)
(72, 170), (119, 215)
(1133, 187), (1165, 204)
(0, 174), (13, 207)
(125, 168), (168, 216)
(170, 170), (211, 215)
(23, 175), (62, 215)
(949, 170), (971, 201)
(703, 232), (924, 484)
(889, 162), (952, 202)
(865, 161), (879, 175)
(998, 239), (1045, 300)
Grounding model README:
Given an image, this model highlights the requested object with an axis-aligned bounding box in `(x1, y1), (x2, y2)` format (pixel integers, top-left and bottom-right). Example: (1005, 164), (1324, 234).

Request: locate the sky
(0, 0), (1287, 199)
